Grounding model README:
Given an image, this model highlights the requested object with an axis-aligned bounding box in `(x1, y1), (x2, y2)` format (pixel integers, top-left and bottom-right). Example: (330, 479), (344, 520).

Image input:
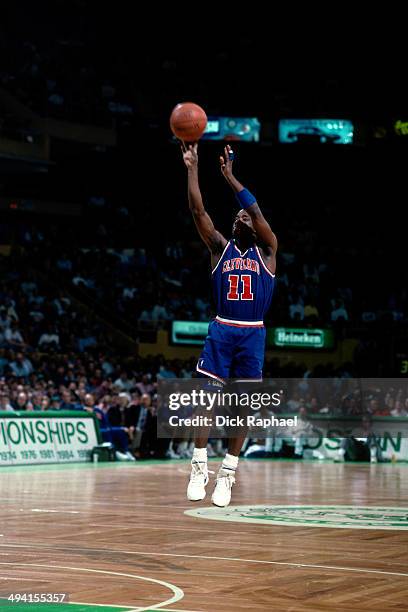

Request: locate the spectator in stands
(304, 299), (319, 322)
(138, 392), (167, 458)
(56, 254), (73, 272)
(157, 363), (176, 379)
(41, 396), (51, 410)
(290, 406), (316, 457)
(29, 306), (45, 324)
(31, 392), (43, 410)
(8, 352), (33, 378)
(77, 328), (97, 352)
(60, 389), (81, 410)
(391, 400), (408, 417)
(307, 396), (320, 413)
(138, 307), (152, 326)
(368, 398), (390, 417)
(151, 301), (170, 323)
(135, 374), (153, 396)
(53, 291), (71, 316)
(84, 392), (135, 461)
(72, 274), (92, 288)
(0, 306), (11, 331)
(331, 299), (349, 322)
(101, 355), (115, 376)
(303, 263), (320, 284)
(5, 321), (26, 350)
(21, 279), (37, 295)
(335, 415), (383, 463)
(289, 294), (305, 321)
(0, 393), (13, 411)
(195, 297), (210, 321)
(286, 392), (302, 413)
(38, 324), (60, 351)
(0, 350), (8, 375)
(3, 300), (19, 323)
(114, 371), (133, 391)
(13, 391), (33, 411)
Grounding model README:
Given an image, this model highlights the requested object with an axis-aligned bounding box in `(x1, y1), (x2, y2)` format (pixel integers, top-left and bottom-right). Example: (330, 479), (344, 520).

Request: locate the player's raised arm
(220, 145), (277, 265)
(181, 142), (227, 256)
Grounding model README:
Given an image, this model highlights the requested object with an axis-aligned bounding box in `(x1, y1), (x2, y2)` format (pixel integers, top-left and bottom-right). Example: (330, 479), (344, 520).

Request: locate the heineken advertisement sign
(172, 321), (335, 350)
(185, 505), (408, 530)
(172, 320), (209, 345)
(0, 411), (101, 466)
(268, 327), (335, 349)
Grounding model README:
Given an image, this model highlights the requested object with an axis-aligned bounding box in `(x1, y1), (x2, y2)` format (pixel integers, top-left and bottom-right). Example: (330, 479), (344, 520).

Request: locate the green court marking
(0, 603), (169, 612)
(0, 603), (130, 612)
(185, 504), (408, 530)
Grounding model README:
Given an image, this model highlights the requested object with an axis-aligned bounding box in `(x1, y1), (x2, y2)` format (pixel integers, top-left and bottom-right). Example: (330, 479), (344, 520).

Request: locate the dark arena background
(0, 4), (407, 612)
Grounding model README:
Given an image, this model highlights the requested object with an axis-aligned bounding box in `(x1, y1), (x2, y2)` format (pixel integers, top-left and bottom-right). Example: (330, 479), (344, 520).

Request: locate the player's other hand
(220, 145), (234, 179)
(180, 141), (198, 169)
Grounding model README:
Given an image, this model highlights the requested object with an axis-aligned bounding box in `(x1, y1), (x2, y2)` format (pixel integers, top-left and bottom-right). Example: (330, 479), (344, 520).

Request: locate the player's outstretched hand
(180, 141), (198, 169)
(220, 145), (234, 179)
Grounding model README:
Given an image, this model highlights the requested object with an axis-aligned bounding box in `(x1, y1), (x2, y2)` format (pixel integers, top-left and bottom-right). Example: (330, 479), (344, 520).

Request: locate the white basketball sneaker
(211, 468), (236, 507)
(187, 460), (212, 501)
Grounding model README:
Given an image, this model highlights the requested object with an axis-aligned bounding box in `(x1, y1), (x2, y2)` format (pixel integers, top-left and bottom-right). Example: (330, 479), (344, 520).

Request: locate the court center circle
(185, 505), (408, 530)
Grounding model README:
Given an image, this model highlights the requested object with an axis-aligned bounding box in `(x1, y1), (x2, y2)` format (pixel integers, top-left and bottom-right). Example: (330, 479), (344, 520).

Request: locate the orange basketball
(170, 102), (207, 142)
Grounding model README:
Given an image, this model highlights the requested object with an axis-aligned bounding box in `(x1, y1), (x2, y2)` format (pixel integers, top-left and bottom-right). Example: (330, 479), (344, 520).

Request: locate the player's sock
(221, 453), (239, 473)
(192, 447), (208, 462)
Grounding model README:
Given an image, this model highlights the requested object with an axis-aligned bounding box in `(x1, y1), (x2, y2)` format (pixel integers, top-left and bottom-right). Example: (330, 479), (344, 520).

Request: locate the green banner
(0, 411), (101, 466)
(171, 320), (209, 345)
(268, 327), (335, 349)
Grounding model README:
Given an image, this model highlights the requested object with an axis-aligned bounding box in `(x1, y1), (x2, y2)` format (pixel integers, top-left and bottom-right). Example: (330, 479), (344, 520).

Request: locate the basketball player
(181, 142), (277, 506)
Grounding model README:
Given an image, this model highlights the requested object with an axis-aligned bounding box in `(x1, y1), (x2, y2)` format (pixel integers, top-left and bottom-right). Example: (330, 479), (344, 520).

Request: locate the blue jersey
(211, 239), (275, 325)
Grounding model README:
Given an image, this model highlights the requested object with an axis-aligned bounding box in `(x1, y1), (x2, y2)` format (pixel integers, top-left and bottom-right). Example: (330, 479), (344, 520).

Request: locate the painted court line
(0, 497), (190, 510)
(1, 543), (407, 579)
(0, 563), (184, 612)
(0, 576), (46, 581)
(70, 604), (201, 612)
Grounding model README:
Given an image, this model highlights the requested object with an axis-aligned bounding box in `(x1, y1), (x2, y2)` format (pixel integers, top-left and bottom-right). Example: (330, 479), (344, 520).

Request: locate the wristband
(235, 188), (256, 209)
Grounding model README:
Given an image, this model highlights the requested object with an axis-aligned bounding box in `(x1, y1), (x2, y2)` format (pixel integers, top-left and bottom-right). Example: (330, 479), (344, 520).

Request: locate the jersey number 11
(226, 274), (254, 301)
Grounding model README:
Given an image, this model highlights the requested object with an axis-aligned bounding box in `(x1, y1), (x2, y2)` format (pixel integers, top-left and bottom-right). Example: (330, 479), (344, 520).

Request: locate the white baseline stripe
(1, 544), (407, 579)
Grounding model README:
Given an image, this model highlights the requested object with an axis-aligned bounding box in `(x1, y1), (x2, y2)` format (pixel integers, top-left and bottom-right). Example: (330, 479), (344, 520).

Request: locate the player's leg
(188, 322), (232, 501)
(212, 327), (265, 507)
(227, 433), (249, 456)
(187, 406), (213, 501)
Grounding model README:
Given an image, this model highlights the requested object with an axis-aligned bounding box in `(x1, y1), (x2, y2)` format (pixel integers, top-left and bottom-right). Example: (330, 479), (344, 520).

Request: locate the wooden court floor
(0, 459), (407, 611)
